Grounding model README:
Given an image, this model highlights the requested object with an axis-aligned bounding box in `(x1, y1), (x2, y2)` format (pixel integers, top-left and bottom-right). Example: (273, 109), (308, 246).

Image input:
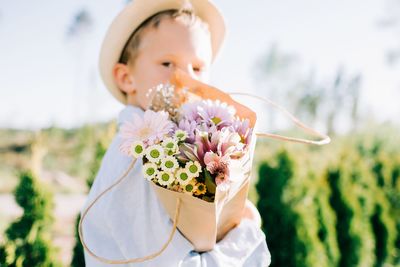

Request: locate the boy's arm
(243, 199), (262, 228)
(180, 219), (271, 267)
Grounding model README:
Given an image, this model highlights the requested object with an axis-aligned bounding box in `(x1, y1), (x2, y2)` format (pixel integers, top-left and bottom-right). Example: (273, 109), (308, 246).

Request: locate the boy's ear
(112, 63), (137, 94)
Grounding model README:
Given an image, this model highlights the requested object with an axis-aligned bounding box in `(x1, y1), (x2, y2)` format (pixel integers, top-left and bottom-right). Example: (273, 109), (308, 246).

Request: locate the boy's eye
(161, 62), (173, 68)
(193, 66), (202, 72)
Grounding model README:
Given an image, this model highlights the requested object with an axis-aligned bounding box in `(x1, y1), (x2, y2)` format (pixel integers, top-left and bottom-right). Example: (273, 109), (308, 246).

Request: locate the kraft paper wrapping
(151, 132), (256, 252)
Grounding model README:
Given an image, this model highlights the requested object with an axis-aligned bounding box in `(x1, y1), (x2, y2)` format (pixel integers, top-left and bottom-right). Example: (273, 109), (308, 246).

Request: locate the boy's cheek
(136, 89), (152, 107)
(142, 70), (171, 88)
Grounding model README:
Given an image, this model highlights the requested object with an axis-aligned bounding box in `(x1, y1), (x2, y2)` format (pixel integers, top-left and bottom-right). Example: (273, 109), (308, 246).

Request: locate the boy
(81, 0), (271, 266)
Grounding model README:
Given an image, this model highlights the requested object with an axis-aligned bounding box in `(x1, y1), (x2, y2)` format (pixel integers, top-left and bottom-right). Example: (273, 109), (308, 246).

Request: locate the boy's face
(113, 17), (213, 109)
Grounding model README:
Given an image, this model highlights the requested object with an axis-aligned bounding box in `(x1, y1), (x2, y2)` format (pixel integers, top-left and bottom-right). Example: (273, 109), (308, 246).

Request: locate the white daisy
(157, 171), (175, 186)
(183, 180), (197, 195)
(161, 138), (179, 155)
(175, 168), (192, 185)
(174, 130), (188, 142)
(160, 156), (179, 172)
(145, 145), (164, 163)
(142, 162), (159, 181)
(185, 161), (202, 178)
(130, 141), (146, 158)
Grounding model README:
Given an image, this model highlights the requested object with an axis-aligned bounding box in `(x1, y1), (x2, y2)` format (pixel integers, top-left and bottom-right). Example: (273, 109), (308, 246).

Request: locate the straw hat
(98, 0), (226, 104)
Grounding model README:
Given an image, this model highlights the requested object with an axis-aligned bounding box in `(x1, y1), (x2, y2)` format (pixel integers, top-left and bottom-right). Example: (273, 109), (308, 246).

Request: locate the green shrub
(257, 150), (297, 267)
(257, 150), (339, 267)
(70, 214), (85, 267)
(327, 152), (376, 267)
(0, 171), (60, 267)
(392, 161), (400, 265)
(370, 152), (399, 266)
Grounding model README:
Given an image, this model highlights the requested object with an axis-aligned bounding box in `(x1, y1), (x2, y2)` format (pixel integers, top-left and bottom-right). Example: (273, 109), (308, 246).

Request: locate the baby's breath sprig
(147, 83), (189, 122)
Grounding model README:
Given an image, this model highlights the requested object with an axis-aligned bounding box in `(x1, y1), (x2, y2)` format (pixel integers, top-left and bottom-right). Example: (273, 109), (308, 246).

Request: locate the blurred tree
(327, 152), (376, 267)
(257, 149), (339, 267)
(0, 246), (6, 265)
(377, 0), (400, 66)
(255, 45), (362, 135)
(392, 161), (400, 265)
(256, 130), (400, 266)
(66, 9), (93, 38)
(324, 68), (362, 135)
(0, 131), (60, 266)
(254, 44), (299, 130)
(257, 150), (297, 267)
(307, 173), (340, 266)
(70, 214), (85, 267)
(355, 135), (399, 265)
(369, 147), (398, 266)
(284, 171), (339, 267)
(0, 171), (60, 266)
(293, 70), (323, 125)
(65, 8), (96, 125)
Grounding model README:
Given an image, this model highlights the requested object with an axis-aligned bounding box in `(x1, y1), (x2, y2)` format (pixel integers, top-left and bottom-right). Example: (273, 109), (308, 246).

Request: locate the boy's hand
(242, 199), (262, 228)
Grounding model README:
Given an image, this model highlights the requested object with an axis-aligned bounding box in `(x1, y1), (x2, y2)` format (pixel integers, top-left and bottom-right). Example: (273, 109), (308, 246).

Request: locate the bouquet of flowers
(119, 84), (253, 202)
(119, 83), (256, 251)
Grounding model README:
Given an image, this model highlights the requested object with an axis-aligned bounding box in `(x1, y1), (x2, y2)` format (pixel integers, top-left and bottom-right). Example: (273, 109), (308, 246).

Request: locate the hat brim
(98, 0), (226, 105)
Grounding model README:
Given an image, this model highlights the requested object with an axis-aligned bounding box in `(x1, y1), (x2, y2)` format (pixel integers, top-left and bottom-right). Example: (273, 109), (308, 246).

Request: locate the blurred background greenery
(1, 0), (400, 266)
(0, 122), (399, 266)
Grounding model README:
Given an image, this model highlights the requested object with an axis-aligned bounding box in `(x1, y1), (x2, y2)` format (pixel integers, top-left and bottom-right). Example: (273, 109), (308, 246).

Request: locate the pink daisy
(119, 110), (174, 156)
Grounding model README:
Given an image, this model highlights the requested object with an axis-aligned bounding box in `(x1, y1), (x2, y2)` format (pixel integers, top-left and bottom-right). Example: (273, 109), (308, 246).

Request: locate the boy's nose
(170, 69), (196, 89)
(175, 66), (197, 80)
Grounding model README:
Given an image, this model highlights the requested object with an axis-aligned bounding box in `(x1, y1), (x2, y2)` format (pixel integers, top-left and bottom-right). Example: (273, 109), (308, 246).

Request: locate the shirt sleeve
(82, 133), (135, 267)
(82, 127), (194, 266)
(179, 219), (271, 267)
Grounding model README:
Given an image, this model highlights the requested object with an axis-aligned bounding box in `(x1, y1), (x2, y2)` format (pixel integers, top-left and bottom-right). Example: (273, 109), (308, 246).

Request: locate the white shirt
(82, 105), (271, 267)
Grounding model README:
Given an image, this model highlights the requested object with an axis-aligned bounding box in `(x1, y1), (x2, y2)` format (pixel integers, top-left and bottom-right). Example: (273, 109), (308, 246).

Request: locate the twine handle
(228, 92), (331, 146)
(78, 158), (182, 264)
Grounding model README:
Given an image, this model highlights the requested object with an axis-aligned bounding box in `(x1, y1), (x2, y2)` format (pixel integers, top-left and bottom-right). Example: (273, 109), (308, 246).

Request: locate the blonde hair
(118, 8), (210, 68)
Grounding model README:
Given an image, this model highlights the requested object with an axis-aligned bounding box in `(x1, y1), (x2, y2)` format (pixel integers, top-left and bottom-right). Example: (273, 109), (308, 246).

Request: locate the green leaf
(204, 169), (216, 194)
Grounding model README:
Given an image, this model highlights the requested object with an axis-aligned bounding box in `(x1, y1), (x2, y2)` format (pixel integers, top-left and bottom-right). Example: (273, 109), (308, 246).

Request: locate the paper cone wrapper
(151, 133), (256, 252)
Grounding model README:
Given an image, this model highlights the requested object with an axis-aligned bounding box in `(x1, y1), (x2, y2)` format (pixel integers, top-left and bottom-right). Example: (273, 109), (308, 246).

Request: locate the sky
(0, 0), (399, 129)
